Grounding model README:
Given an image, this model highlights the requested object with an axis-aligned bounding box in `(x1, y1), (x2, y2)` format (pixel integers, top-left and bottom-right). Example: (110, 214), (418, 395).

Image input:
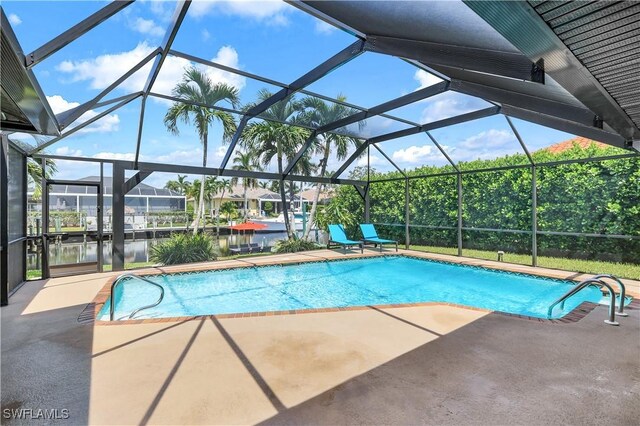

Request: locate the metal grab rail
(110, 273), (165, 321)
(592, 274), (627, 317)
(547, 279), (618, 326)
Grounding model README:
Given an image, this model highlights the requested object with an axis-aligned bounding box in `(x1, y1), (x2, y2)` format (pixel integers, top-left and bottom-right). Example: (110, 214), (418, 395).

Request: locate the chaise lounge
(359, 223), (398, 252)
(229, 243), (262, 254)
(328, 224), (363, 254)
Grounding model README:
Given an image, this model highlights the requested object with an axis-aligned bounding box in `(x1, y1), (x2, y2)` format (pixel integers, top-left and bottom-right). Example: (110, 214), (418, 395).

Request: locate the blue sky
(5, 0), (577, 187)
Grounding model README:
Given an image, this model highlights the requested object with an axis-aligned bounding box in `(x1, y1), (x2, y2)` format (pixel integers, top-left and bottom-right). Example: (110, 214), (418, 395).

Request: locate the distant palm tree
(186, 179), (202, 227)
(299, 95), (363, 240)
(164, 67), (239, 234)
(164, 174), (190, 195)
(203, 176), (219, 228)
(241, 89), (312, 238)
(213, 178), (233, 234)
(164, 180), (180, 193)
(27, 158), (57, 200)
(231, 151), (261, 221)
(258, 181), (270, 190)
(220, 201), (237, 221)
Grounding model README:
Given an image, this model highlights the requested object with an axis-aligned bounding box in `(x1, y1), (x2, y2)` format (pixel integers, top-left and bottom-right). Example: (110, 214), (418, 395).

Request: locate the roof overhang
(463, 0), (640, 143)
(1, 9), (59, 135)
(294, 0), (638, 151)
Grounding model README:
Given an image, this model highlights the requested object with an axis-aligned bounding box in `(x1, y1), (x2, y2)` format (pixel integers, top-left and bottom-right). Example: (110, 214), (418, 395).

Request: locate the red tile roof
(543, 137), (608, 153)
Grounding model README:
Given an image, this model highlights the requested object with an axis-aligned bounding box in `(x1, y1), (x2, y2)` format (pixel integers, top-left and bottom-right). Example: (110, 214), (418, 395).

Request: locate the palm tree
(231, 151), (261, 221)
(164, 67), (239, 234)
(212, 178), (233, 234)
(241, 89), (312, 238)
(164, 180), (180, 193)
(220, 201), (237, 221)
(201, 176), (220, 229)
(202, 176), (215, 220)
(298, 95), (363, 240)
(27, 158), (57, 200)
(165, 174), (190, 196)
(186, 179), (202, 225)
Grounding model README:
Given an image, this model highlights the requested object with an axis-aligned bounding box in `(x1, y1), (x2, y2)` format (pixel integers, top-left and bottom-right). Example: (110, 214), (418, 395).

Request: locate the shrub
(220, 201), (238, 219)
(218, 244), (231, 257)
(346, 145), (640, 263)
(313, 200), (357, 234)
(272, 238), (321, 253)
(150, 233), (217, 265)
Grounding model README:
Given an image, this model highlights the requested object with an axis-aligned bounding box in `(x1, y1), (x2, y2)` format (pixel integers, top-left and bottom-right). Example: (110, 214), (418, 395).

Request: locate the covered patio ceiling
(1, 0), (638, 185)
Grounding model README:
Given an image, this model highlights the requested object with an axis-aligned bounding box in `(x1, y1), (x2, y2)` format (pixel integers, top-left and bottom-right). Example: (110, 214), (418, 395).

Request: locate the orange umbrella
(229, 222), (268, 231)
(228, 222), (268, 249)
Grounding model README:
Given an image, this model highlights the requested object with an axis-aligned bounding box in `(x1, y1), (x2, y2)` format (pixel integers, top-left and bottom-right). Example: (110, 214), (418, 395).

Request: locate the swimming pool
(99, 256), (617, 321)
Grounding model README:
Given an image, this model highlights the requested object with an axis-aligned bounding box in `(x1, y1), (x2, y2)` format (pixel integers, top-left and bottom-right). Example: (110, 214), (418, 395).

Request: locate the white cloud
(54, 146), (84, 157)
(8, 13), (22, 26)
(458, 129), (514, 150)
(148, 1), (173, 22)
(419, 91), (488, 123)
(42, 146), (212, 184)
(130, 17), (165, 37)
(414, 69), (442, 89)
(57, 42), (157, 91)
(93, 152), (137, 161)
(392, 144), (444, 164)
(46, 95), (120, 134)
(214, 146), (227, 158)
(315, 20), (336, 35)
(155, 149), (204, 164)
(189, 0), (290, 25)
(446, 129), (520, 162)
(46, 95), (78, 114)
(357, 154), (383, 167)
(413, 69), (490, 124)
(7, 133), (53, 149)
(206, 46), (246, 90)
(56, 42), (246, 101)
(201, 28), (211, 41)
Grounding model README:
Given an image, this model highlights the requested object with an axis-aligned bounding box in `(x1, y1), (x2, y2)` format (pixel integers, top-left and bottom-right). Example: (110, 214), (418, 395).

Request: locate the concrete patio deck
(2, 250), (639, 425)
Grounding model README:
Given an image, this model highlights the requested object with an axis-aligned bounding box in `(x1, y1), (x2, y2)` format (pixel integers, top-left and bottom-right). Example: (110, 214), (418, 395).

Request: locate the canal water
(28, 230), (326, 273)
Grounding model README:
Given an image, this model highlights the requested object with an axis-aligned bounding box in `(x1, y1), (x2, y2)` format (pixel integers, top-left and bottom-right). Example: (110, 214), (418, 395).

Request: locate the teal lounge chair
(328, 224), (363, 254)
(359, 223), (398, 252)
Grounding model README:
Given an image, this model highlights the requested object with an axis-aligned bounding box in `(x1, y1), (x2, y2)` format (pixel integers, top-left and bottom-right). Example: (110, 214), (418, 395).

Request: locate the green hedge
(334, 143), (640, 263)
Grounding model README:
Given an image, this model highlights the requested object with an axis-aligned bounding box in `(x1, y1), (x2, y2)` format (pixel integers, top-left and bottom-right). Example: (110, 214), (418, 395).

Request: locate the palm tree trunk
(194, 132), (208, 234)
(304, 140), (330, 240)
(289, 181), (296, 237)
(243, 183), (248, 221)
(215, 187), (226, 235)
(276, 152), (292, 239)
(192, 188), (201, 232)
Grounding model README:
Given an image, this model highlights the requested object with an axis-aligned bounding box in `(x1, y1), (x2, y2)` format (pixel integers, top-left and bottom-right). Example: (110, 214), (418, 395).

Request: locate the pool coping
(89, 252), (628, 326)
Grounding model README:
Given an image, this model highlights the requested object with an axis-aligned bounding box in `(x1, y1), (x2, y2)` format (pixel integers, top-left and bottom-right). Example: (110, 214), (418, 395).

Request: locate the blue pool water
(100, 256), (617, 321)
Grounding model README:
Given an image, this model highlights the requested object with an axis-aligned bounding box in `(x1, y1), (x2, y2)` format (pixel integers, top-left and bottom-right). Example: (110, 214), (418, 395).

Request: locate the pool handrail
(547, 278), (618, 325)
(592, 274), (627, 316)
(110, 273), (165, 321)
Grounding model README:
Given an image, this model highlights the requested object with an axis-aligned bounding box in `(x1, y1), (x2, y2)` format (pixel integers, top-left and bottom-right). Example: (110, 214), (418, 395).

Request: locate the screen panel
(7, 146), (27, 289)
(305, 52), (433, 108)
(172, 0), (357, 83)
(462, 168), (532, 231)
(429, 115), (531, 171)
(462, 229), (532, 266)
